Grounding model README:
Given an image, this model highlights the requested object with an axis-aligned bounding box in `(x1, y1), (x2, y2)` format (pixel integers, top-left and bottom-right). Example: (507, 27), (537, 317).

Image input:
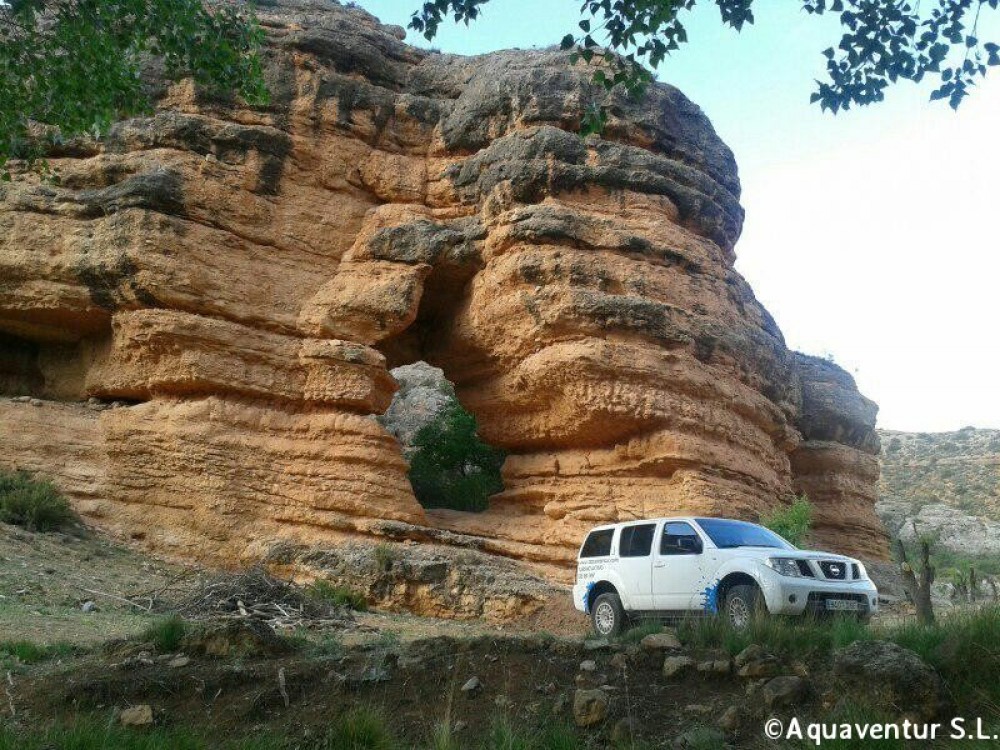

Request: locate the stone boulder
(832, 640), (947, 719)
(573, 688), (609, 727)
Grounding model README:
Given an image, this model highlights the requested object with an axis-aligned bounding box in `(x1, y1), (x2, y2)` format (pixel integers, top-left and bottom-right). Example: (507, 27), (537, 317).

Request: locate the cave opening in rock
(378, 361), (504, 513)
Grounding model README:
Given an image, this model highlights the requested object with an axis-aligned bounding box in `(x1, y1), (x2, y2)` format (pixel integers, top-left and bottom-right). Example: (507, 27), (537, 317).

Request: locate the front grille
(819, 561), (847, 580)
(795, 560), (815, 577)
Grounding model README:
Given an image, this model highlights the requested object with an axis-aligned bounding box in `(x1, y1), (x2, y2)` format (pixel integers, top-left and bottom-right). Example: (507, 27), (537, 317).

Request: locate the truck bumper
(758, 568), (879, 617)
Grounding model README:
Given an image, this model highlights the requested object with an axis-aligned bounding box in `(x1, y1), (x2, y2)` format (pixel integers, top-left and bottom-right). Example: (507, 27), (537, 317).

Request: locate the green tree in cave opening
(408, 402), (505, 512)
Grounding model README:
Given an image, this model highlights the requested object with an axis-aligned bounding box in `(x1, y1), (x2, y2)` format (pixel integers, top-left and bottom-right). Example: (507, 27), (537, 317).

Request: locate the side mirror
(679, 537), (702, 554)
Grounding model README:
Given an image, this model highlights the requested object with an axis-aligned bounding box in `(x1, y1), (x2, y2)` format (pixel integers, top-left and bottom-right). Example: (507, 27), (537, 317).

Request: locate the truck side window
(619, 523), (656, 557)
(660, 522), (703, 555)
(580, 529), (614, 558)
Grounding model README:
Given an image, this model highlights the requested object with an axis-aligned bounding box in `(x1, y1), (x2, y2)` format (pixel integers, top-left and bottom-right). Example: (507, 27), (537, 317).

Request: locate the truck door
(652, 521), (706, 610)
(616, 522), (657, 610)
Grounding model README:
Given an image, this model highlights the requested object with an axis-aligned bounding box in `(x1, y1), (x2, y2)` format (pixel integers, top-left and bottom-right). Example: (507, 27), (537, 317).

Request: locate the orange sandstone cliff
(0, 0), (888, 572)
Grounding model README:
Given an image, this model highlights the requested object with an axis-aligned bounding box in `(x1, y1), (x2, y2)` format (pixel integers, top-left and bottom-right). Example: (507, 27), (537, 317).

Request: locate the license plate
(826, 599), (860, 611)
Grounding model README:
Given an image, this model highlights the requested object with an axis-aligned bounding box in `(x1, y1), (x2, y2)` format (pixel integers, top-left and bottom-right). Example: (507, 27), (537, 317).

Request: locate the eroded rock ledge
(0, 0), (888, 576)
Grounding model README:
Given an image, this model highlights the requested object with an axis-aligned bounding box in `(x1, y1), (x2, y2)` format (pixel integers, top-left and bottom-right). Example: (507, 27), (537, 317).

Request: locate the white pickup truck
(572, 516), (878, 636)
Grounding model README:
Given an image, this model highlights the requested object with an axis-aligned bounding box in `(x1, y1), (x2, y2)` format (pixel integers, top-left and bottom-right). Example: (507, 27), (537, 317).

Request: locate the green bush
(760, 496), (813, 548)
(0, 469), (73, 531)
(407, 403), (504, 512)
(307, 580), (368, 612)
(141, 615), (186, 653)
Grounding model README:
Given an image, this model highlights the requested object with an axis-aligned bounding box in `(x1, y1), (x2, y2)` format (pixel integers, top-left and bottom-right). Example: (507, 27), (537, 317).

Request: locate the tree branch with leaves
(0, 0), (268, 179)
(409, 0), (1000, 129)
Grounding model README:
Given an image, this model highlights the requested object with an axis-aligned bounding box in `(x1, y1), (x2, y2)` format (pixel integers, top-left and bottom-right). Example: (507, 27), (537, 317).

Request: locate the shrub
(407, 403), (504, 512)
(142, 615), (186, 652)
(0, 470), (73, 531)
(373, 542), (395, 573)
(760, 496), (813, 548)
(307, 580), (368, 611)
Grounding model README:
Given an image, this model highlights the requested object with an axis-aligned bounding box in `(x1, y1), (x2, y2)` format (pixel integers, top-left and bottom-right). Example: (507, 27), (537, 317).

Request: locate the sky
(361, 0), (1000, 432)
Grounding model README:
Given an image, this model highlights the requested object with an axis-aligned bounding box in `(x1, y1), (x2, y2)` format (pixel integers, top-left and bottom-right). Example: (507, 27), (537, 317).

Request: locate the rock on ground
(572, 688), (609, 727)
(833, 640), (947, 719)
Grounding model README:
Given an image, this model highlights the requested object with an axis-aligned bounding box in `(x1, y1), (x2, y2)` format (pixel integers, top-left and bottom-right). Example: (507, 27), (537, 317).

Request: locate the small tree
(895, 521), (936, 625)
(407, 402), (504, 512)
(761, 496), (813, 548)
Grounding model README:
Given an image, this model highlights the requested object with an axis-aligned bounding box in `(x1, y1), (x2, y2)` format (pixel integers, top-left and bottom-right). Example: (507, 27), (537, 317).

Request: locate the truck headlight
(855, 562), (869, 580)
(766, 557), (803, 577)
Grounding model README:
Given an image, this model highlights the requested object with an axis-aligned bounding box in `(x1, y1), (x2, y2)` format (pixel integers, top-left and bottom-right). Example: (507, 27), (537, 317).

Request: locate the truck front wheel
(591, 592), (626, 637)
(723, 584), (766, 630)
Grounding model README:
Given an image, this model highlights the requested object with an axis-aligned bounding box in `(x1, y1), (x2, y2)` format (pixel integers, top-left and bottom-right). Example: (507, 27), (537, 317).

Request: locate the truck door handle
(653, 563), (666, 568)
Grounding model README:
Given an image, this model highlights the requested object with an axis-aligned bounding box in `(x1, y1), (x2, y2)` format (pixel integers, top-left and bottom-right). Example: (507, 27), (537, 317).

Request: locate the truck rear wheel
(591, 591), (626, 638)
(723, 584), (766, 630)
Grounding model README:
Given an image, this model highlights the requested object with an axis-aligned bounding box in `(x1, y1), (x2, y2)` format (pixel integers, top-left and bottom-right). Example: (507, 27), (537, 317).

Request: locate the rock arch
(0, 0), (887, 569)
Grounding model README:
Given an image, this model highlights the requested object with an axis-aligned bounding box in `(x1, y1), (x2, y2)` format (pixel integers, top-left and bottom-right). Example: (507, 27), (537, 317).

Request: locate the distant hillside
(877, 428), (1000, 564)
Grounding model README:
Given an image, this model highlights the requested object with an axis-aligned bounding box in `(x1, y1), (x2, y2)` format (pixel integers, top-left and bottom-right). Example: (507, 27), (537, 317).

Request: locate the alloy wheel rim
(729, 597), (750, 629)
(595, 601), (615, 634)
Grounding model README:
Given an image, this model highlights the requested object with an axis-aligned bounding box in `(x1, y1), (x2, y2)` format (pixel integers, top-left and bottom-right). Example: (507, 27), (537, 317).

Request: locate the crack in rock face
(0, 0), (888, 579)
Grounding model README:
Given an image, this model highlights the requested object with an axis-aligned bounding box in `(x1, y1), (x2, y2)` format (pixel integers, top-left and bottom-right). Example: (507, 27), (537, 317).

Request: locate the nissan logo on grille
(820, 561), (847, 579)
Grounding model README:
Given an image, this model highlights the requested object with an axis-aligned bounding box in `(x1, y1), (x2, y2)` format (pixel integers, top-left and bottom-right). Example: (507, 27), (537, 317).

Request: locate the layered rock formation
(0, 0), (888, 570)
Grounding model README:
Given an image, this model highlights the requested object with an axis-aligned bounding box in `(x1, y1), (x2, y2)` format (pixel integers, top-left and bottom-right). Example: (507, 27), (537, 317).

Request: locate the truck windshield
(694, 518), (794, 550)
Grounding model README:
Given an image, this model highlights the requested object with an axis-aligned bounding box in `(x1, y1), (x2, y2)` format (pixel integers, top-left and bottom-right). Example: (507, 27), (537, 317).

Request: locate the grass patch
(140, 615), (185, 653)
(0, 640), (75, 666)
(0, 718), (289, 750)
(307, 580), (368, 611)
(0, 469), (74, 532)
(886, 606), (1000, 711)
(677, 606), (1000, 714)
(482, 715), (533, 750)
(320, 707), (397, 750)
(616, 620), (664, 644)
(426, 723), (459, 750)
(0, 640), (74, 663)
(677, 613), (871, 659)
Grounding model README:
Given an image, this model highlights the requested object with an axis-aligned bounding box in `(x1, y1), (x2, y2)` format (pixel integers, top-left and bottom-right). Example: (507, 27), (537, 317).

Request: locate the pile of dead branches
(173, 567), (356, 632)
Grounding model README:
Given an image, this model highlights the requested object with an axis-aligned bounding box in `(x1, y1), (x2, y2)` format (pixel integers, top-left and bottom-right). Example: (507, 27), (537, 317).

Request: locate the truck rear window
(619, 523), (656, 557)
(580, 529), (614, 558)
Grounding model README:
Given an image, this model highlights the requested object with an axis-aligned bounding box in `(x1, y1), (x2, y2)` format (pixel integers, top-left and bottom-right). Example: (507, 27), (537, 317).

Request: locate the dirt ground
(0, 522), (582, 648)
(1, 522), (761, 748)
